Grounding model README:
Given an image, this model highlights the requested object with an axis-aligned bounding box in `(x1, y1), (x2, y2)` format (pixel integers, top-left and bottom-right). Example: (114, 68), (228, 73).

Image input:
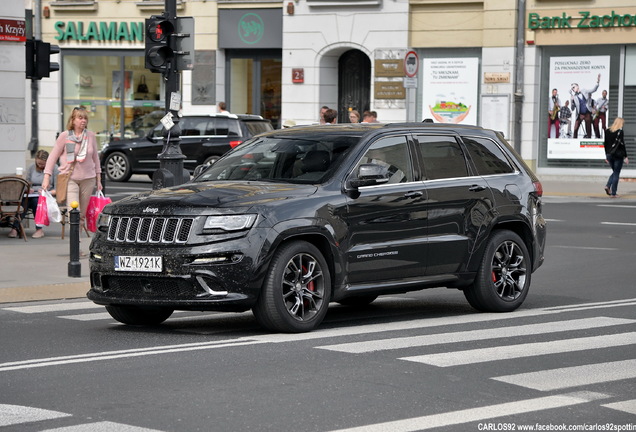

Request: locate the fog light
(193, 256), (229, 264)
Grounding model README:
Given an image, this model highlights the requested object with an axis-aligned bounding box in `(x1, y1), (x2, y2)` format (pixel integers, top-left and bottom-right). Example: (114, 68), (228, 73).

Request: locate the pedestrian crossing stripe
(326, 392), (610, 432)
(399, 332), (636, 367)
(317, 317), (636, 353)
(0, 404), (163, 431)
(492, 359), (636, 391)
(0, 404), (70, 427)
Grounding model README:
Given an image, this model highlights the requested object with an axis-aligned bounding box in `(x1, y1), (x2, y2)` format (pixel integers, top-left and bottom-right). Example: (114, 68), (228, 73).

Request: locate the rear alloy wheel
(253, 241), (331, 333)
(105, 305), (173, 325)
(104, 152), (132, 182)
(464, 230), (530, 312)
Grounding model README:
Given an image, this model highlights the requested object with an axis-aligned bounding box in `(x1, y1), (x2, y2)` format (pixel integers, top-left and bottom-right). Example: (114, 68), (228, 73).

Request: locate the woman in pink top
(42, 106), (103, 226)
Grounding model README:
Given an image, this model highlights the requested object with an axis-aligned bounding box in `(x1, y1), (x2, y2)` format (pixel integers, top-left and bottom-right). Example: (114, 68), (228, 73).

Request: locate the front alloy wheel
(464, 230), (530, 312)
(253, 241), (331, 333)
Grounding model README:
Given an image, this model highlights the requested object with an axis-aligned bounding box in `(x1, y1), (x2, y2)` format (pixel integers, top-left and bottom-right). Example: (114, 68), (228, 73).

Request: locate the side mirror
(347, 163), (390, 190)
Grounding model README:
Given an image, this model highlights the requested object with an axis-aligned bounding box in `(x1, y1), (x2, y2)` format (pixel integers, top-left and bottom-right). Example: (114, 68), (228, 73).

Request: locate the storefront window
(227, 50), (281, 128)
(62, 50), (163, 148)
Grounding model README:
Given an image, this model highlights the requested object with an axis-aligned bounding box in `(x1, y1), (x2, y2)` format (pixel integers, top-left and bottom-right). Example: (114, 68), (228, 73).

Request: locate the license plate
(114, 256), (162, 272)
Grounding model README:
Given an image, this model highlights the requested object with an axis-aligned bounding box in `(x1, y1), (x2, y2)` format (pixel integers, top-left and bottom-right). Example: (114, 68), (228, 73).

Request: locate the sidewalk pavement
(1, 174), (635, 305)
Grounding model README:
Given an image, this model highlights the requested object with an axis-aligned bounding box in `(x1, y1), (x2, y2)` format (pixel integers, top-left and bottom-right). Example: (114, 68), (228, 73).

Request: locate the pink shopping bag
(34, 191), (50, 226)
(86, 191), (112, 232)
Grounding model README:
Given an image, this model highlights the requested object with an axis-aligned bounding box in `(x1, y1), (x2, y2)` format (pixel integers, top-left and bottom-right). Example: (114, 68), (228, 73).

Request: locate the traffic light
(145, 15), (175, 73)
(174, 17), (194, 71)
(25, 39), (60, 80)
(25, 39), (35, 79)
(36, 41), (60, 79)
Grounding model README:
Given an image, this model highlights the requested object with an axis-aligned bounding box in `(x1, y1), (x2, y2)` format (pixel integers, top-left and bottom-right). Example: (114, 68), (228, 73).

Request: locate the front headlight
(203, 214), (256, 232)
(97, 213), (111, 231)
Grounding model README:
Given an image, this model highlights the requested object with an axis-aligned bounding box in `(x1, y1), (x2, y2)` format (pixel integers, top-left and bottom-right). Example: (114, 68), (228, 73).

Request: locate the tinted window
(181, 117), (205, 137)
(462, 136), (515, 175)
(196, 135), (358, 184)
(356, 136), (413, 184)
(215, 117), (230, 135)
(417, 135), (469, 180)
(244, 120), (273, 136)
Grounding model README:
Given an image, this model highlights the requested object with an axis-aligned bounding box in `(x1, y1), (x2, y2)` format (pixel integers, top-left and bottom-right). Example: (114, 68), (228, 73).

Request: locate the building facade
(18, 0), (636, 178)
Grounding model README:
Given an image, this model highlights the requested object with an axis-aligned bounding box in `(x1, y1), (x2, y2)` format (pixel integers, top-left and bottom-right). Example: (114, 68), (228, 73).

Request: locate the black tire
(337, 295), (378, 307)
(464, 230), (530, 312)
(253, 241), (331, 333)
(104, 152), (132, 182)
(105, 305), (173, 325)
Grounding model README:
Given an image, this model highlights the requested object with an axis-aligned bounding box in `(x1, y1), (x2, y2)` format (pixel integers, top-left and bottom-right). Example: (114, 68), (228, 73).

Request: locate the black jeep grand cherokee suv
(88, 123), (546, 332)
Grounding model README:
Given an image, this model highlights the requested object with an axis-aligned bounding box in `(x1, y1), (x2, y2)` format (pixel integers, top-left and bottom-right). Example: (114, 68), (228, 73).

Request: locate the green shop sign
(528, 11), (636, 30)
(54, 21), (144, 42)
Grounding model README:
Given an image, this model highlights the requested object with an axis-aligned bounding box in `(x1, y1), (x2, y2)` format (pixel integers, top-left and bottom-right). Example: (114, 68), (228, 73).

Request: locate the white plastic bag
(43, 189), (62, 223)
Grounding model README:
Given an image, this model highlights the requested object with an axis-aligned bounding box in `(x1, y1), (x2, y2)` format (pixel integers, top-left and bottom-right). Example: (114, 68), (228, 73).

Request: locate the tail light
(229, 140), (243, 148)
(532, 180), (543, 197)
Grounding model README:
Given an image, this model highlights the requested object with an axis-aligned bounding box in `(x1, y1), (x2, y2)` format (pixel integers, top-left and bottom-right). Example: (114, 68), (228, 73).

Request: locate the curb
(0, 282), (89, 304)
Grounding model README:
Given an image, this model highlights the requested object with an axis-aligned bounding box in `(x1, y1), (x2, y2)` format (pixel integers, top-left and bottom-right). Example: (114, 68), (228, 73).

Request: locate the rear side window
(244, 120), (273, 136)
(462, 136), (515, 175)
(416, 135), (469, 180)
(181, 118), (207, 137)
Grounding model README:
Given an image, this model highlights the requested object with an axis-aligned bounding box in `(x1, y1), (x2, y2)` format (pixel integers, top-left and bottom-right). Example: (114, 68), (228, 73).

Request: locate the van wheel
(253, 241), (331, 333)
(105, 305), (173, 325)
(464, 230), (530, 312)
(104, 152), (132, 182)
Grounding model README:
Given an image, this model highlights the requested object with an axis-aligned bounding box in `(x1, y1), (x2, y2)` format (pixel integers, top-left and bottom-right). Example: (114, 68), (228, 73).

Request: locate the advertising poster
(422, 58), (479, 125)
(547, 56), (610, 159)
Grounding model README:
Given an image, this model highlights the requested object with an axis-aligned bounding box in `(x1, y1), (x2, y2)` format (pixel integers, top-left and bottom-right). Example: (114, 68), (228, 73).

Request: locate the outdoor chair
(0, 176), (30, 242)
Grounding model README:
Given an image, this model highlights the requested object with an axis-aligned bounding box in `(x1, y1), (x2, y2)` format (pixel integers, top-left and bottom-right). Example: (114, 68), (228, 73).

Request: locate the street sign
(404, 50), (419, 78)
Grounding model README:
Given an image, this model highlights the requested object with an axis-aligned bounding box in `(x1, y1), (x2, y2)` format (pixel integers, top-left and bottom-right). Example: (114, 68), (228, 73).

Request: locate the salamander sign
(529, 11), (636, 30)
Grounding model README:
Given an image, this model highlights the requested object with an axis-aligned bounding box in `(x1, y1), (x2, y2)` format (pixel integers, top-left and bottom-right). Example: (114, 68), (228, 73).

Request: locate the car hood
(107, 181), (319, 215)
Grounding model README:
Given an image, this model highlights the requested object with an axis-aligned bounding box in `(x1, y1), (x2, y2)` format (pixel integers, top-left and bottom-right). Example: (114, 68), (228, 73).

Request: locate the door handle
(404, 191), (424, 198)
(469, 185), (486, 192)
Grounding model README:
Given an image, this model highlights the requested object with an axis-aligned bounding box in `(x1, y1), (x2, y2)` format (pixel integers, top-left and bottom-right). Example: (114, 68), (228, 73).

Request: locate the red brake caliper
(301, 265), (315, 310)
(303, 265), (315, 291)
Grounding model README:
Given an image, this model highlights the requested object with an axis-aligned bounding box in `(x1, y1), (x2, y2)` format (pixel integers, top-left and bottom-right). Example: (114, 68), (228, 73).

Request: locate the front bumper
(88, 236), (267, 312)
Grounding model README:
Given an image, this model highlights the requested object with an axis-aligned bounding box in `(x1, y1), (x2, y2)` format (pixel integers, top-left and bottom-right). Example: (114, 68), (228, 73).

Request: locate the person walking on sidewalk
(41, 106), (103, 226)
(603, 117), (628, 198)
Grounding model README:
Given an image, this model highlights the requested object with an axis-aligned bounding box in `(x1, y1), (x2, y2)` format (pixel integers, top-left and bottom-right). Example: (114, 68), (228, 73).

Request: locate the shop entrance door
(227, 50), (282, 128)
(338, 50), (371, 124)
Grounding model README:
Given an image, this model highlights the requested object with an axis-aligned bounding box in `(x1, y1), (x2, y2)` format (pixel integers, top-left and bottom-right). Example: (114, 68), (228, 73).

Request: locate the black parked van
(88, 122), (546, 332)
(100, 113), (273, 182)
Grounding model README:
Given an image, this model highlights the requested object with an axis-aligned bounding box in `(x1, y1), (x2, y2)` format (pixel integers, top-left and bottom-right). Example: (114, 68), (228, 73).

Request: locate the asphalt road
(0, 199), (635, 431)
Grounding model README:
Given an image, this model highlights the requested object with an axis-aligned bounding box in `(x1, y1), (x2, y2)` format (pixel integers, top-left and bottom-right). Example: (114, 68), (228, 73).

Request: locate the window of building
(62, 50), (163, 148)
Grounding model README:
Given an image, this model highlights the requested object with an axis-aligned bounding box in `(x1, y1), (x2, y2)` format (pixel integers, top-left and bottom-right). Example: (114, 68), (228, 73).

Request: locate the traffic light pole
(151, 0), (188, 190)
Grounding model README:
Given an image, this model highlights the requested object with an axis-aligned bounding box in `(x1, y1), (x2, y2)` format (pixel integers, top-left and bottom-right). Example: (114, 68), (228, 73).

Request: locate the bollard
(68, 201), (82, 278)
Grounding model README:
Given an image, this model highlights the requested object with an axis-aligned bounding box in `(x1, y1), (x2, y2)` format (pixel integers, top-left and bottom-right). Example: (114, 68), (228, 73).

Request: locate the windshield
(194, 134), (359, 184)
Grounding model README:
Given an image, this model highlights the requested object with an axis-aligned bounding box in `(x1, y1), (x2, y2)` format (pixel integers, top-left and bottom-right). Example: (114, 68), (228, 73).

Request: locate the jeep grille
(107, 216), (194, 244)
